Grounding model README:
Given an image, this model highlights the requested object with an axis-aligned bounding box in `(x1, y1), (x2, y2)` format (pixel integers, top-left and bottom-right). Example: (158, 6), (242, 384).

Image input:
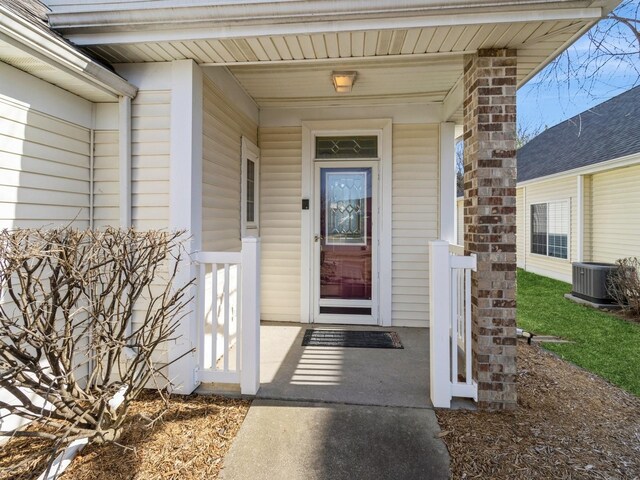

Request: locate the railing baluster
(450, 263), (458, 385)
(211, 263), (218, 370)
(465, 267), (472, 385)
(198, 263), (205, 371)
(236, 264), (242, 373)
(223, 263), (230, 373)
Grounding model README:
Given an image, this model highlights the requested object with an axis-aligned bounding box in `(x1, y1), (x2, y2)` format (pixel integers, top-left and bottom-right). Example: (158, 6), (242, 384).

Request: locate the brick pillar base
(463, 49), (518, 411)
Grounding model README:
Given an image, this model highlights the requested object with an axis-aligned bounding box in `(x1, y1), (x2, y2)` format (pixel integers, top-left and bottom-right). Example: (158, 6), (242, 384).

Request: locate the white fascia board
(61, 7), (603, 46)
(259, 102), (442, 127)
(442, 76), (464, 122)
(0, 6), (136, 99)
(517, 151), (640, 187)
(519, 19), (596, 86)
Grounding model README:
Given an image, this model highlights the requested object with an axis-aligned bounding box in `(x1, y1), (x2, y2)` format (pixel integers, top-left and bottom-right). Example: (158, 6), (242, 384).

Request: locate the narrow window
(246, 158), (255, 223)
(241, 137), (259, 236)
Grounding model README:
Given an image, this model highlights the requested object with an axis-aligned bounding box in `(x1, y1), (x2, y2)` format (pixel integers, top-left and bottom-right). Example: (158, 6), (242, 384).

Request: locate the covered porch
(49, 0), (619, 410)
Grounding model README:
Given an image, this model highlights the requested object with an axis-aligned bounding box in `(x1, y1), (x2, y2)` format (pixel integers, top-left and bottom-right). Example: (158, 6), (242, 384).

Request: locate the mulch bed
(0, 392), (250, 480)
(436, 342), (640, 479)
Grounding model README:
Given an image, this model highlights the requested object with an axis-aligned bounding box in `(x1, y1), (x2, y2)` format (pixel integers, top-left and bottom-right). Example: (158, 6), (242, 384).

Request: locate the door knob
(314, 235), (324, 242)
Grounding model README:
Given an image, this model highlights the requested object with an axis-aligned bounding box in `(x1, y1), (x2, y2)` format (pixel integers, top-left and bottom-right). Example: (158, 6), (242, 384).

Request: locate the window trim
(529, 199), (571, 261)
(241, 136), (260, 237)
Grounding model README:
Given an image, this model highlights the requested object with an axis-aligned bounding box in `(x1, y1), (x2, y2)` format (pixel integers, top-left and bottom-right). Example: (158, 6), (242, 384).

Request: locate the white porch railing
(429, 240), (477, 408)
(194, 237), (260, 395)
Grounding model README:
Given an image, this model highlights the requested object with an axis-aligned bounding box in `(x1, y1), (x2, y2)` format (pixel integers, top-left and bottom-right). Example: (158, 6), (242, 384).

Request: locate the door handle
(314, 235), (324, 242)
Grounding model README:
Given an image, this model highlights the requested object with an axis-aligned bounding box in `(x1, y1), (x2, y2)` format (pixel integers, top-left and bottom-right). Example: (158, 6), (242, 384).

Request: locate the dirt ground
(0, 393), (250, 480)
(436, 342), (640, 479)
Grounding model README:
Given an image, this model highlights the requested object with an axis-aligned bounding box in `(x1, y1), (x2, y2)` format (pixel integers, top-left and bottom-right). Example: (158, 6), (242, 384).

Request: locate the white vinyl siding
(0, 96), (91, 229)
(258, 127), (302, 322)
(202, 77), (258, 252)
(392, 124), (438, 327)
(589, 164), (640, 263)
(93, 130), (119, 228)
(517, 177), (577, 282)
(131, 90), (171, 230)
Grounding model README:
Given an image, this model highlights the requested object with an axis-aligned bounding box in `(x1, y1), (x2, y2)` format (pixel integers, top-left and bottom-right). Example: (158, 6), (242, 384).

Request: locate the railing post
(429, 240), (452, 408)
(240, 237), (261, 395)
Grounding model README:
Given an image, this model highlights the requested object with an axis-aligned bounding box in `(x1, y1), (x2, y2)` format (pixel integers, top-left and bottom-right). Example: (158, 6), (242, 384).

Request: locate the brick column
(463, 49), (518, 410)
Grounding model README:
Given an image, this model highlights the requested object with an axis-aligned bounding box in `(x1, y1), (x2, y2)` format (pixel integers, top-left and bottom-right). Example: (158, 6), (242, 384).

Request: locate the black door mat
(302, 329), (403, 349)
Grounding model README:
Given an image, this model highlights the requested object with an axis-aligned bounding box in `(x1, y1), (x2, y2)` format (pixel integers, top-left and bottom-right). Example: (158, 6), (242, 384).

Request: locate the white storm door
(313, 161), (378, 325)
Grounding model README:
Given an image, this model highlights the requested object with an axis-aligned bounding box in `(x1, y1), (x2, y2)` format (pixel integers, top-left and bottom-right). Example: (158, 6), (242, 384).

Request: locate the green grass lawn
(517, 269), (640, 396)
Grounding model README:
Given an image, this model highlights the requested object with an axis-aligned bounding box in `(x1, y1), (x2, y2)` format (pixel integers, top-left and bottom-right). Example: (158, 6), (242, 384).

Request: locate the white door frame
(301, 119), (392, 326)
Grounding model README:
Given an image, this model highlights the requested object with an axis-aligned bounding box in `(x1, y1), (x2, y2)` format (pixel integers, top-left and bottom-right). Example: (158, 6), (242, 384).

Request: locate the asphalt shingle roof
(517, 85), (640, 183)
(1, 0), (116, 72)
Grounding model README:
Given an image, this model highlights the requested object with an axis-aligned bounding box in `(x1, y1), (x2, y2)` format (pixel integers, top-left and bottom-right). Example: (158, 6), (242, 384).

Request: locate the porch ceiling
(45, 1), (618, 117)
(223, 56), (463, 109)
(82, 17), (595, 118)
(88, 19), (589, 87)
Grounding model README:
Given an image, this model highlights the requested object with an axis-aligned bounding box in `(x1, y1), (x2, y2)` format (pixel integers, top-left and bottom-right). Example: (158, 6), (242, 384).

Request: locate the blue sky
(517, 2), (639, 133)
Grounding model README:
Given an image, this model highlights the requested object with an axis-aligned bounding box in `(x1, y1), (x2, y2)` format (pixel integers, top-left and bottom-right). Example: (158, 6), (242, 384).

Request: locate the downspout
(522, 186), (527, 271)
(89, 104), (95, 230)
(119, 96), (132, 228)
(576, 175), (584, 263)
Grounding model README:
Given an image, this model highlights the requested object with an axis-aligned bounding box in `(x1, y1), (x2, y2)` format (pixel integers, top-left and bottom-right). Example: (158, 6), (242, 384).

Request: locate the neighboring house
(516, 86), (640, 282)
(0, 0), (620, 410)
(457, 87), (640, 281)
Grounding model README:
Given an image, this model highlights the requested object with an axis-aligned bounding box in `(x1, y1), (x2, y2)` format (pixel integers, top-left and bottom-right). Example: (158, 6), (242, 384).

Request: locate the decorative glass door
(314, 163), (377, 323)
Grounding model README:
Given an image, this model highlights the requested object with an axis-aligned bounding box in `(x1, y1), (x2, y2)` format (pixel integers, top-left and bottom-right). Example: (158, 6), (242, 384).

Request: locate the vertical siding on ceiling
(202, 77), (258, 252)
(392, 124), (439, 327)
(0, 98), (90, 229)
(516, 187), (525, 268)
(93, 129), (119, 228)
(257, 126), (302, 322)
(131, 90), (171, 230)
(590, 165), (640, 263)
(520, 176), (577, 283)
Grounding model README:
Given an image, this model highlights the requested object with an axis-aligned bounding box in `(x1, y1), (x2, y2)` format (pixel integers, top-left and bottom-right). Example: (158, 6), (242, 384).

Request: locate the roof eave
(0, 4), (137, 100)
(47, 0), (606, 44)
(518, 151), (640, 186)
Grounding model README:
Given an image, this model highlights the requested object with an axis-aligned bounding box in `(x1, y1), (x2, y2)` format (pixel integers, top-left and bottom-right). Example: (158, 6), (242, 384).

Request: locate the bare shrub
(0, 227), (193, 473)
(607, 257), (640, 319)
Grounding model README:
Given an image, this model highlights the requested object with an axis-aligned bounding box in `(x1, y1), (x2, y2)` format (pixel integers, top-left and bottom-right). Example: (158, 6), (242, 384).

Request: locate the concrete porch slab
(258, 322), (431, 408)
(219, 399), (450, 480)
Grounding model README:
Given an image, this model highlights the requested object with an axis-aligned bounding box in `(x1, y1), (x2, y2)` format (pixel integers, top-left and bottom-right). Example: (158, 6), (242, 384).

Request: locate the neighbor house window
(531, 201), (569, 259)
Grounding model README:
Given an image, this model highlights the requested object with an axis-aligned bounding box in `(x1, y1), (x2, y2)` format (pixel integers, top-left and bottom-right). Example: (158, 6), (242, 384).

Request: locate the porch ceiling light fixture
(332, 71), (357, 93)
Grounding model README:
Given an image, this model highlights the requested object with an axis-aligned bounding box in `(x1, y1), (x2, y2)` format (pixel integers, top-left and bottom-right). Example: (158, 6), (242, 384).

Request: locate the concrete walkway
(220, 399), (450, 480)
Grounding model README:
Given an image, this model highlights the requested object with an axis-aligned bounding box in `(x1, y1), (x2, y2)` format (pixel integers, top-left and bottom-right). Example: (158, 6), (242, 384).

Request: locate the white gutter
(55, 6), (604, 45)
(89, 128), (95, 230)
(0, 5), (136, 100)
(48, 0), (601, 29)
(576, 175), (584, 263)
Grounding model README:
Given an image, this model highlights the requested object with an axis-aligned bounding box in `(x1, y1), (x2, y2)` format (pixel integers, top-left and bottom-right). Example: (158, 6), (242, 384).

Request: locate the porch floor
(257, 322), (432, 408)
